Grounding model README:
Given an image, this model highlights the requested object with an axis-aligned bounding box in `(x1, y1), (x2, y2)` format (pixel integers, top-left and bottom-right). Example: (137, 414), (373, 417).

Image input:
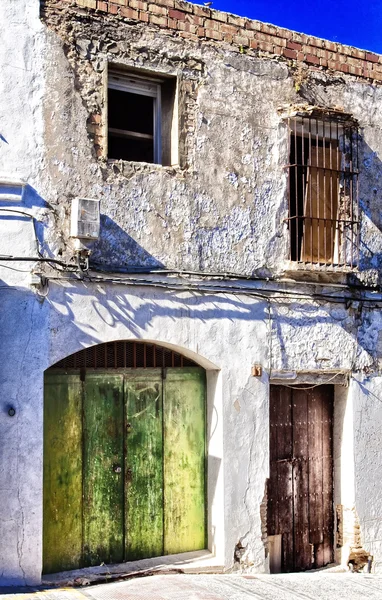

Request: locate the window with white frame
(108, 70), (177, 166)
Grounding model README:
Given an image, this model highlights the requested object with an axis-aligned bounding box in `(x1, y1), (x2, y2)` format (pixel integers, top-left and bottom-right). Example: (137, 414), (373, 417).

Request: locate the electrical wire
(42, 271), (382, 308)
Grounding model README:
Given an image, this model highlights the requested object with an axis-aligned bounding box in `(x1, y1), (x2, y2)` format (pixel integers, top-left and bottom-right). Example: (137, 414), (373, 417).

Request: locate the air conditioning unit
(70, 197), (100, 240)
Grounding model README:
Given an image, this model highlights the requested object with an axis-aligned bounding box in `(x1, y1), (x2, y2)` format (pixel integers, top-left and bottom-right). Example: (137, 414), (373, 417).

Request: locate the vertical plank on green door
(164, 368), (206, 554)
(125, 369), (163, 560)
(43, 373), (83, 574)
(83, 373), (124, 566)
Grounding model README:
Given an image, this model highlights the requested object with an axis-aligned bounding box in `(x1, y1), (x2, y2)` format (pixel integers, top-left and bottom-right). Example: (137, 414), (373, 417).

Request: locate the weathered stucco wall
(39, 1), (382, 279)
(2, 0), (382, 586)
(0, 0), (50, 585)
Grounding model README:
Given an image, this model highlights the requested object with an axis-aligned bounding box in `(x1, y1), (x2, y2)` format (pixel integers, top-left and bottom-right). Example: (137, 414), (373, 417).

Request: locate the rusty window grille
(50, 340), (198, 370)
(286, 114), (359, 267)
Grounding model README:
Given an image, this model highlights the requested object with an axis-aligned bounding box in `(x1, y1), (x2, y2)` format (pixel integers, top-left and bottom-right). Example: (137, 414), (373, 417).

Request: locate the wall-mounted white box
(70, 197), (100, 240)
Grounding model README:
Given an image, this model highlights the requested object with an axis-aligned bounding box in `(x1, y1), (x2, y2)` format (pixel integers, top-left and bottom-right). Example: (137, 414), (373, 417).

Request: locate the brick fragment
(233, 35), (250, 47)
(177, 21), (197, 34)
(366, 52), (379, 63)
(305, 53), (320, 65)
(283, 48), (297, 59)
(227, 14), (246, 27)
(204, 18), (220, 31)
(108, 3), (119, 13)
(89, 113), (102, 124)
(351, 48), (366, 60)
(213, 11), (227, 22)
(261, 22), (277, 36)
(349, 65), (362, 76)
(149, 14), (168, 26)
(325, 40), (337, 52)
(173, 0), (193, 13)
(77, 0), (96, 7)
(97, 0), (108, 10)
(205, 28), (222, 40)
(220, 23), (239, 35)
(287, 40), (302, 51)
(306, 36), (324, 48)
(121, 6), (138, 17)
(110, 0), (125, 5)
(192, 4), (210, 17)
(169, 8), (186, 20)
(148, 3), (167, 15)
(128, 0), (147, 9)
(245, 20), (261, 31)
(340, 44), (353, 56)
(371, 71), (382, 81)
(291, 31), (303, 43)
(258, 41), (273, 53)
(139, 10), (149, 21)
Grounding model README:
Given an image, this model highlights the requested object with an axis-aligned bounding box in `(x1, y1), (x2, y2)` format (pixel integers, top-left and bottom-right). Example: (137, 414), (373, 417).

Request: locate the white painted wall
(2, 0), (382, 586)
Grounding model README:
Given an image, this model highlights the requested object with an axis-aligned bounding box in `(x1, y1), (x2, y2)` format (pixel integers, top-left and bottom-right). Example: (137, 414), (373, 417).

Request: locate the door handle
(113, 465), (122, 473)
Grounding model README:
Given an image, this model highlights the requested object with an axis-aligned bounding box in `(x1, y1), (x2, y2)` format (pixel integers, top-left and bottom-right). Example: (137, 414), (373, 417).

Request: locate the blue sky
(196, 1), (382, 54)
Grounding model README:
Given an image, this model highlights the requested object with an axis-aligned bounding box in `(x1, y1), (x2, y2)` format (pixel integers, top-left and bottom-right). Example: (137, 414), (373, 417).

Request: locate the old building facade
(1, 0), (382, 585)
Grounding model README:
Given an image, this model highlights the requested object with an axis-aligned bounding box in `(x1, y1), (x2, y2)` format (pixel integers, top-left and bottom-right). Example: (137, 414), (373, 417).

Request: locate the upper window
(108, 69), (177, 166)
(286, 114), (359, 268)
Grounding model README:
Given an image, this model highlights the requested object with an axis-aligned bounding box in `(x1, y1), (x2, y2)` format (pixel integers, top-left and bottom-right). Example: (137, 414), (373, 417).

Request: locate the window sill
(282, 260), (358, 284)
(102, 158), (182, 176)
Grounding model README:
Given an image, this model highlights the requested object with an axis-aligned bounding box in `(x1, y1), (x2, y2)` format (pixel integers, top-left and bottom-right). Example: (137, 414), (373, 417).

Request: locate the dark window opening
(108, 89), (154, 162)
(107, 71), (177, 166)
(286, 115), (359, 268)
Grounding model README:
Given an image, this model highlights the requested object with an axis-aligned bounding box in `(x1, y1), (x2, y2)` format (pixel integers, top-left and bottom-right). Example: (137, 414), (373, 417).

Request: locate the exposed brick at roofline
(44, 0), (382, 83)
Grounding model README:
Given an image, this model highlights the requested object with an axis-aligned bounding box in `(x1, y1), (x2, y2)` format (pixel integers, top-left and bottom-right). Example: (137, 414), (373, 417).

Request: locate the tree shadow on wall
(90, 215), (164, 272)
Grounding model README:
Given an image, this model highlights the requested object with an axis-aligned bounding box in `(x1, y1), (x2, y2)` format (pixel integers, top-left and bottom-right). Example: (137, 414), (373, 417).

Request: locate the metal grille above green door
(43, 367), (206, 574)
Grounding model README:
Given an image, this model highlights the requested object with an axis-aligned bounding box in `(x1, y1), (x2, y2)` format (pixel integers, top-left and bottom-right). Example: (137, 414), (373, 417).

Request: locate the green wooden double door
(43, 368), (206, 574)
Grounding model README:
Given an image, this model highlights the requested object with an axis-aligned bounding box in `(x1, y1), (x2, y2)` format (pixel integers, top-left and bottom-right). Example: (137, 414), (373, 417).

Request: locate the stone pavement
(2, 573), (382, 600)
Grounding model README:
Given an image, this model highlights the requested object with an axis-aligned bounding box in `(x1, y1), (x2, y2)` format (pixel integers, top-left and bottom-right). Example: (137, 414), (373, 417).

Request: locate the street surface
(1, 573), (382, 600)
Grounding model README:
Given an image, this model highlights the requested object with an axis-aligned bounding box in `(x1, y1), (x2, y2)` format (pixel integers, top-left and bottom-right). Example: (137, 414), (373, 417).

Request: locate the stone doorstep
(41, 550), (225, 587)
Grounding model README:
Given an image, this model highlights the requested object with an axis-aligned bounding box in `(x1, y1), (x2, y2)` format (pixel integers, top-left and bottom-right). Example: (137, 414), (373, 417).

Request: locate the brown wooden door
(268, 385), (334, 572)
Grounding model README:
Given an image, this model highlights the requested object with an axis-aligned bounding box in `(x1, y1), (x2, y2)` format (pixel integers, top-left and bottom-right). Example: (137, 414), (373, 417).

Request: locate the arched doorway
(43, 341), (206, 574)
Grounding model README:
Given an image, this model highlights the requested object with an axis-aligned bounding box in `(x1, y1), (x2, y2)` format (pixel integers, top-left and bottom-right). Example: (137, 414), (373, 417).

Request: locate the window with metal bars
(286, 114), (359, 268)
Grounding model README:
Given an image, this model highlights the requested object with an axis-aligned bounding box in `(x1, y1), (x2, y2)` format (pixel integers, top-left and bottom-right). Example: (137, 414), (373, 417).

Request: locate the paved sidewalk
(2, 573), (382, 600)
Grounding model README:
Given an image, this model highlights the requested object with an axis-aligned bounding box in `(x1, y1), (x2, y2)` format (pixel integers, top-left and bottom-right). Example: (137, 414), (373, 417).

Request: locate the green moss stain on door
(43, 373), (83, 574)
(43, 365), (206, 573)
(164, 368), (206, 554)
(83, 374), (124, 566)
(125, 370), (164, 560)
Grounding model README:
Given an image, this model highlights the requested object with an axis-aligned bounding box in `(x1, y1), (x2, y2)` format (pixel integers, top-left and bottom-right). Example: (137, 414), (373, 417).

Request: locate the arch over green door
(43, 350), (206, 574)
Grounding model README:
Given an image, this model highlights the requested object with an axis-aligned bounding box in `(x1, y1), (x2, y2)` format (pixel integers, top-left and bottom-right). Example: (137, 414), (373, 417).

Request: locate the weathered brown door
(268, 385), (334, 572)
